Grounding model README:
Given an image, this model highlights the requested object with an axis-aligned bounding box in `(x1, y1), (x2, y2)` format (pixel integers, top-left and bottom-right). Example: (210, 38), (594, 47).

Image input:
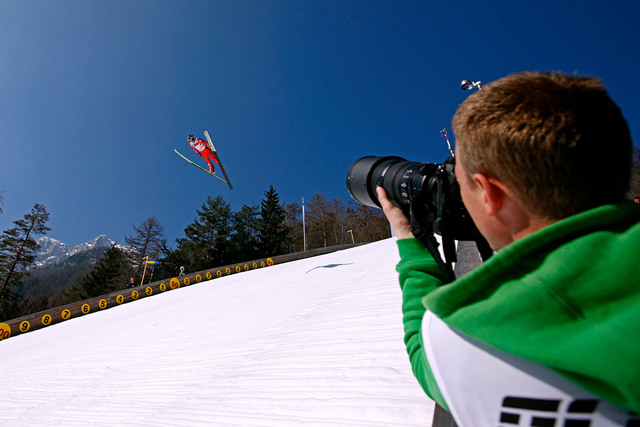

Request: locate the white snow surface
(0, 238), (434, 426)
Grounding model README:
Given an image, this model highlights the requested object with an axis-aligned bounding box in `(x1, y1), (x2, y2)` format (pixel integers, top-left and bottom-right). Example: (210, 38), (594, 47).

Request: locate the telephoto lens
(346, 156), (435, 213)
(347, 155), (481, 242)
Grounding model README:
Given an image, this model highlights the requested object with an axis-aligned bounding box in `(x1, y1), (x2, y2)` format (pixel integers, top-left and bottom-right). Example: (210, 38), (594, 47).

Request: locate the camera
(345, 79), (490, 279)
(346, 155), (481, 241)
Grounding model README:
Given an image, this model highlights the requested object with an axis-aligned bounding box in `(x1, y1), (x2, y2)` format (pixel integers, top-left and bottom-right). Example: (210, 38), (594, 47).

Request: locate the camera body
(346, 155), (480, 241)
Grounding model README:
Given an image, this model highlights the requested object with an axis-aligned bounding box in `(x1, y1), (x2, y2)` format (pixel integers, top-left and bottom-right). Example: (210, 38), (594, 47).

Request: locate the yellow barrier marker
(42, 314), (52, 326)
(0, 323), (11, 341)
(0, 256), (278, 342)
(19, 321), (31, 333)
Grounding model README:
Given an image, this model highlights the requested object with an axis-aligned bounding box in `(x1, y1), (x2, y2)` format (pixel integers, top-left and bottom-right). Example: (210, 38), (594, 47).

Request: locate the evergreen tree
(125, 216), (166, 282)
(0, 203), (50, 320)
(64, 245), (128, 303)
(258, 185), (287, 257)
(154, 242), (191, 280)
(230, 204), (261, 262)
(180, 195), (233, 271)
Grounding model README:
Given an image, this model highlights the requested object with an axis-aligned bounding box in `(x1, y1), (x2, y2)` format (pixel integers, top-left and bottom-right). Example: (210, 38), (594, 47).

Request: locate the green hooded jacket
(396, 201), (640, 413)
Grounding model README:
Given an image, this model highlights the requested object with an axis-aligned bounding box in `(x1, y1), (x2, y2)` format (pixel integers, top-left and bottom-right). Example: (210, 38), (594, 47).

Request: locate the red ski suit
(189, 138), (220, 173)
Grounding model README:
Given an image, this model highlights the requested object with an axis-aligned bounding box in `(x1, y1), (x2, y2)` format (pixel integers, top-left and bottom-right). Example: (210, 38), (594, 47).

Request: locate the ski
(174, 149), (229, 185)
(203, 130), (233, 190)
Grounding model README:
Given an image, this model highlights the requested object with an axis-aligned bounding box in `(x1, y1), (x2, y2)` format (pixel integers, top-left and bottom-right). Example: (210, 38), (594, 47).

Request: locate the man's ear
(471, 173), (505, 216)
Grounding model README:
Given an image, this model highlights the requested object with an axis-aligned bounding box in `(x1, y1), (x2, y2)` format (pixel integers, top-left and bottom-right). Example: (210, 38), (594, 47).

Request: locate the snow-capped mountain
(34, 237), (69, 267)
(34, 235), (116, 268)
(67, 235), (115, 257)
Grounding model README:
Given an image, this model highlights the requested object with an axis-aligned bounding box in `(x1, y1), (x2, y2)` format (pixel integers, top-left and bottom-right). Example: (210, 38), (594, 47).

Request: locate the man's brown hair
(452, 71), (632, 220)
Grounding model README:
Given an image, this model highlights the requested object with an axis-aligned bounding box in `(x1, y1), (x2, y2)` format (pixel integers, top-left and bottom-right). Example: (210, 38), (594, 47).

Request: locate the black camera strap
(410, 203), (456, 283)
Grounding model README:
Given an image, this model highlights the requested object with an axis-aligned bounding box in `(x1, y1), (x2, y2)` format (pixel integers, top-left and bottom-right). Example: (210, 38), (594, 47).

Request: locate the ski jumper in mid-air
(188, 134), (219, 174)
(175, 131), (233, 189)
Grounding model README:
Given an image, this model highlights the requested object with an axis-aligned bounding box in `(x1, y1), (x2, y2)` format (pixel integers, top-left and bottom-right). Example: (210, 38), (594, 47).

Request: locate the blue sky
(1, 0), (639, 247)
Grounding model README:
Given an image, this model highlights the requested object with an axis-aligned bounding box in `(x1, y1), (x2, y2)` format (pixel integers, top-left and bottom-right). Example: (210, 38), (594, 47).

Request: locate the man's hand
(376, 187), (415, 239)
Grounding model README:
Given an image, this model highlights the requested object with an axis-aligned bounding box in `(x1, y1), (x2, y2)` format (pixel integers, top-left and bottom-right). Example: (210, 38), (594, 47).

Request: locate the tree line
(0, 185), (390, 321)
(4, 144), (639, 322)
(154, 186), (391, 279)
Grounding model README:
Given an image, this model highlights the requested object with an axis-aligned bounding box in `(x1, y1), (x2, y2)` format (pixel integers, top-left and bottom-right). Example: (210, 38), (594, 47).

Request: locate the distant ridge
(33, 235), (117, 268)
(14, 235), (125, 308)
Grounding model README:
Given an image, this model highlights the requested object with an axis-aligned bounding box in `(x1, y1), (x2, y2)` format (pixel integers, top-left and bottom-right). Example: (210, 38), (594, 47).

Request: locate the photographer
(378, 72), (640, 424)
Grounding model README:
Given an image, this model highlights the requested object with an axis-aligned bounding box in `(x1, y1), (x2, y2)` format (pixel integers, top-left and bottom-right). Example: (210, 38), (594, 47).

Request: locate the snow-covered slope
(0, 238), (434, 426)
